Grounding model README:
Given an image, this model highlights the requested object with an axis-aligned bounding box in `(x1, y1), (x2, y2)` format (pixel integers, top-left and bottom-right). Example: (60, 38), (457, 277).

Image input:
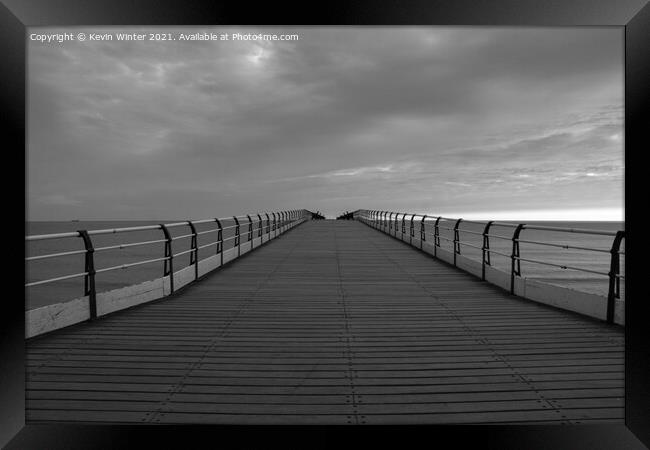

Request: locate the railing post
(510, 224), (525, 295)
(481, 221), (494, 281)
(410, 214), (416, 245)
(160, 224), (174, 294)
(607, 231), (625, 323)
(381, 211), (386, 231)
(78, 230), (97, 320)
(187, 221), (199, 281)
(453, 218), (463, 267)
(401, 213), (406, 237)
(420, 215), (427, 249)
(233, 216), (241, 257)
(265, 213), (271, 236)
(247, 215), (253, 250)
(257, 214), (263, 243)
(215, 218), (223, 266)
(272, 212), (277, 237)
(434, 217), (441, 257)
(388, 212), (393, 234)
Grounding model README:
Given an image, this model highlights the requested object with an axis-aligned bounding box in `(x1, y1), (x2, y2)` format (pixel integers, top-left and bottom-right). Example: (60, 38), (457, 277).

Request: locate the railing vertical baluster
(160, 224), (174, 294)
(247, 215), (253, 251)
(388, 212), (393, 234)
(481, 221), (494, 281)
(265, 213), (270, 236)
(510, 224), (525, 294)
(272, 212), (277, 237)
(434, 217), (441, 257)
(607, 231), (625, 323)
(420, 215), (427, 249)
(78, 230), (97, 320)
(233, 216), (241, 257)
(215, 219), (223, 266)
(257, 214), (263, 244)
(401, 213), (406, 237)
(187, 221), (198, 281)
(410, 214), (416, 245)
(453, 218), (463, 267)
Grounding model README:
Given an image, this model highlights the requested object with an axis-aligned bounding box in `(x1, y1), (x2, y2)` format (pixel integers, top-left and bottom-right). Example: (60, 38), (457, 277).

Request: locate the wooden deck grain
(26, 220), (624, 424)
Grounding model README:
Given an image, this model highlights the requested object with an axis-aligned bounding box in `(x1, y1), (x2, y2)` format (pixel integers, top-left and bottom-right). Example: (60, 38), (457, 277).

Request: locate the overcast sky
(27, 27), (624, 221)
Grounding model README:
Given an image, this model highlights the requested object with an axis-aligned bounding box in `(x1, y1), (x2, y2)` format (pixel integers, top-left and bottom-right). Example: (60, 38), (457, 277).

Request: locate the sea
(25, 220), (625, 311)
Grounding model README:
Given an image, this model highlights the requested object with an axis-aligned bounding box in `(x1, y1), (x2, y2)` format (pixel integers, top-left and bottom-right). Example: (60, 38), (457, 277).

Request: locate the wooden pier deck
(26, 220), (624, 424)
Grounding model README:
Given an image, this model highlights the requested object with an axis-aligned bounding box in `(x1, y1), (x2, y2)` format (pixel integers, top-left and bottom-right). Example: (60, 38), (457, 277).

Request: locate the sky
(27, 27), (624, 221)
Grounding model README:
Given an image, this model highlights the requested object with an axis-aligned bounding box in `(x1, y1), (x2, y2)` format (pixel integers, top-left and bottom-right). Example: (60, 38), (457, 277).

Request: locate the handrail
(355, 209), (625, 324)
(25, 210), (310, 295)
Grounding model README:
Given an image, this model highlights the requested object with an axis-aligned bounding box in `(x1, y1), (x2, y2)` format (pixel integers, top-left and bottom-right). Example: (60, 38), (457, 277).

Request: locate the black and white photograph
(3, 2), (649, 446)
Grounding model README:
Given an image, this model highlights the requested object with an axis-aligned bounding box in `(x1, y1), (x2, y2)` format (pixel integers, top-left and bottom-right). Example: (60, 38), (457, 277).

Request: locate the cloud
(27, 27), (623, 219)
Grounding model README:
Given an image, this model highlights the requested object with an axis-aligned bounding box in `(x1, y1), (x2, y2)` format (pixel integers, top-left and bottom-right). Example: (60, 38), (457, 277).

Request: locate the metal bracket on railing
(607, 230), (625, 323)
(453, 218), (463, 266)
(78, 230), (97, 320)
(410, 214), (416, 243)
(215, 218), (223, 266)
(420, 215), (427, 249)
(481, 221), (494, 281)
(160, 224), (174, 294)
(233, 216), (241, 256)
(433, 217), (441, 257)
(246, 215), (253, 249)
(510, 224), (525, 294)
(187, 221), (199, 281)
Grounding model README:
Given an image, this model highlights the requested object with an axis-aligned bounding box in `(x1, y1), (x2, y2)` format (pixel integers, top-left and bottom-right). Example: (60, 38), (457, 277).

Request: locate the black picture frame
(2, 0), (648, 448)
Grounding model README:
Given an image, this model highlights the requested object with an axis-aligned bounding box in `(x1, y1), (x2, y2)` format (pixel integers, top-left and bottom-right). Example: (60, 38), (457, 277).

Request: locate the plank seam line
(333, 225), (363, 425)
(362, 229), (574, 424)
(144, 229), (307, 423)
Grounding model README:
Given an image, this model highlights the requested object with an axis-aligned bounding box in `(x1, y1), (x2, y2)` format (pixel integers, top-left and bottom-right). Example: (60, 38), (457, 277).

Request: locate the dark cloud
(28, 27), (623, 220)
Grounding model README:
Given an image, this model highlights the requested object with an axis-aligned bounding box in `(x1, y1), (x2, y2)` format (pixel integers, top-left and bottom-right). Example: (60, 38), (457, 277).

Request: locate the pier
(25, 210), (624, 424)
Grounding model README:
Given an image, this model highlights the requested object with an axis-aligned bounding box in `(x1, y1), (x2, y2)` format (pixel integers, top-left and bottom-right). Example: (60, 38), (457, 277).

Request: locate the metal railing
(355, 209), (625, 324)
(26, 209), (310, 319)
